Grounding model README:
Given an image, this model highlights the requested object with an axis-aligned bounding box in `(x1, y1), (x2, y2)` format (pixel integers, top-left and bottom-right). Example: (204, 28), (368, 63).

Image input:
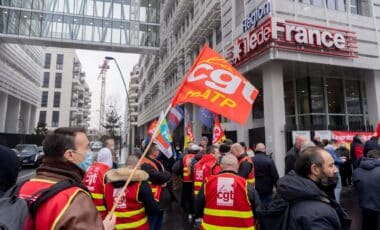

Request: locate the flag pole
(109, 103), (172, 215)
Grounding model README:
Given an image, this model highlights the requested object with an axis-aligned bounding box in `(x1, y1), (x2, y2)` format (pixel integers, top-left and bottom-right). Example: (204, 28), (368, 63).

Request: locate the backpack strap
(28, 180), (88, 218)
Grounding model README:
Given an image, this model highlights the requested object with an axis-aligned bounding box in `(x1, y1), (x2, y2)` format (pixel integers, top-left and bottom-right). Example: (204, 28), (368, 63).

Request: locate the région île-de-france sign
(242, 1), (271, 33)
(228, 18), (358, 66)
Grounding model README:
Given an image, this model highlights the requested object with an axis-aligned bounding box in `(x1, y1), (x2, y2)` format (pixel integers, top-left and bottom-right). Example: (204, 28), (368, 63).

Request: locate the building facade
(0, 43), (43, 134)
(125, 64), (140, 148)
(137, 0), (380, 175)
(37, 47), (91, 129)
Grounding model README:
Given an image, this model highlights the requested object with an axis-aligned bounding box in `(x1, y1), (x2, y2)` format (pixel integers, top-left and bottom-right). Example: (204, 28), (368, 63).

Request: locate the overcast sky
(76, 50), (140, 129)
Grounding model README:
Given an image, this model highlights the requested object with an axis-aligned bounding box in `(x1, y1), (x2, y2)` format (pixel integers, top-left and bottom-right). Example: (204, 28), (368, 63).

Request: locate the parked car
(16, 144), (44, 167)
(11, 148), (22, 170)
(90, 141), (103, 151)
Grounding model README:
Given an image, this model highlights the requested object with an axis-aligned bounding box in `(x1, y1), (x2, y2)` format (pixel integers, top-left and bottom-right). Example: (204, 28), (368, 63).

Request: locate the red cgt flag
(171, 45), (259, 124)
(212, 115), (226, 144)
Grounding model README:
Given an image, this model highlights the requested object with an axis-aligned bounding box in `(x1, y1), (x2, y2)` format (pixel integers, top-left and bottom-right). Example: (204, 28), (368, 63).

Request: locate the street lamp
(105, 56), (132, 156)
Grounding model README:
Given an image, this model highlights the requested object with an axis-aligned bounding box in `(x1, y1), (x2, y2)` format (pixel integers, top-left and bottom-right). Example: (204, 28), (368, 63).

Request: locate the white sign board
(314, 130), (332, 141)
(292, 131), (311, 144)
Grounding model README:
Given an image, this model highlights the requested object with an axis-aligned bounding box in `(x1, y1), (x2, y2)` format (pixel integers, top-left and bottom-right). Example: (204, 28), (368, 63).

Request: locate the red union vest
(141, 157), (162, 201)
(193, 154), (217, 196)
(182, 153), (195, 182)
(201, 173), (255, 230)
(19, 178), (86, 230)
(104, 182), (149, 230)
(239, 156), (256, 185)
(210, 162), (222, 175)
(83, 162), (110, 219)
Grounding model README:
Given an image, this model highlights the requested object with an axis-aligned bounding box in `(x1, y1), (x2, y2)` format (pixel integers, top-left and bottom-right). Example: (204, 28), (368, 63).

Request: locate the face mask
(317, 170), (339, 192)
(77, 151), (93, 171)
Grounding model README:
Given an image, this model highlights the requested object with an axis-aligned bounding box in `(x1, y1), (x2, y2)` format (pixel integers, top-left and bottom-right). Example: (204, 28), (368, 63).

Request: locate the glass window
(299, 115), (311, 130)
(56, 54), (64, 69)
(103, 20), (112, 43)
(52, 111), (59, 127)
(19, 11), (31, 35)
(55, 73), (62, 88)
(32, 0), (43, 10)
(350, 0), (359, 14)
(52, 14), (63, 39)
(84, 0), (94, 16)
(42, 72), (49, 88)
(122, 0), (130, 20)
(312, 115), (327, 129)
(83, 17), (92, 41)
(326, 78), (345, 114)
(30, 12), (43, 37)
(349, 116), (364, 130)
(53, 92), (60, 107)
(112, 21), (121, 44)
(310, 77), (325, 113)
(345, 80), (362, 114)
(284, 81), (295, 115)
(0, 8), (8, 34)
(7, 10), (20, 35)
(121, 22), (130, 45)
(329, 115), (346, 128)
(39, 111), (46, 123)
(296, 78), (310, 114)
(41, 91), (48, 107)
(44, 53), (51, 68)
(215, 25), (222, 45)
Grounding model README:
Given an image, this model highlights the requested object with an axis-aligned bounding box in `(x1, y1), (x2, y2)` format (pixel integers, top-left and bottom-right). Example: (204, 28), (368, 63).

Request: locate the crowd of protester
(0, 124), (379, 229)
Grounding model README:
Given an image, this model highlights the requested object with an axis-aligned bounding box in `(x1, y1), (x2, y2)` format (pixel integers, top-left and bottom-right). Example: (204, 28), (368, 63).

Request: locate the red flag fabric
(147, 119), (158, 136)
(212, 115), (226, 144)
(184, 123), (195, 148)
(171, 45), (259, 124)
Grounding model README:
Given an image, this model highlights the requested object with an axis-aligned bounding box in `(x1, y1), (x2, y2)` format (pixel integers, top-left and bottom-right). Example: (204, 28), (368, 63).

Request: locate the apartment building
(37, 48), (91, 129)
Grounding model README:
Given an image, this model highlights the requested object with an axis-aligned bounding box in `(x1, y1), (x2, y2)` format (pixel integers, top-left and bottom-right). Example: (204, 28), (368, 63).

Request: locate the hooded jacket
(353, 157), (380, 212)
(21, 159), (104, 229)
(105, 168), (160, 215)
(350, 136), (364, 167)
(277, 171), (347, 230)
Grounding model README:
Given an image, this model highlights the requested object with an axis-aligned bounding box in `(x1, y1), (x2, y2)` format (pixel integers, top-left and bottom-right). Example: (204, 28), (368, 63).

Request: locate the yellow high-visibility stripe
(194, 190), (199, 195)
(91, 193), (104, 199)
(114, 207), (145, 218)
(29, 178), (56, 184)
(194, 181), (202, 186)
(201, 222), (255, 230)
(204, 208), (253, 218)
(115, 217), (148, 229)
(151, 188), (157, 192)
(183, 173), (190, 176)
(96, 206), (106, 211)
(247, 178), (255, 184)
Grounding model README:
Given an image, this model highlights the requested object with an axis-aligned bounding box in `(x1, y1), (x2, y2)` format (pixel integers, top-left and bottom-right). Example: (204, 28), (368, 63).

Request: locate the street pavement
(16, 168), (362, 230)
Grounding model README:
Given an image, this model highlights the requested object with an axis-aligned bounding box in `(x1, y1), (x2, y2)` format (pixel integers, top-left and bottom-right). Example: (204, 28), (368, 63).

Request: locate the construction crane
(98, 59), (110, 132)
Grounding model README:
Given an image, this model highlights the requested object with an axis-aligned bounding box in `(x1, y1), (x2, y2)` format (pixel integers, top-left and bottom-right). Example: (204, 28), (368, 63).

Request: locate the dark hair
(322, 139), (329, 147)
(239, 142), (247, 150)
(219, 144), (231, 154)
(295, 147), (324, 178)
(43, 127), (85, 160)
(367, 149), (380, 159)
(329, 139), (337, 145)
(102, 136), (114, 146)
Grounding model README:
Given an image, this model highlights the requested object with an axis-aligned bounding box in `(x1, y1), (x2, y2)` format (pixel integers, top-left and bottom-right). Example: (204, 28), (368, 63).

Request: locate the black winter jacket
(277, 171), (350, 230)
(353, 157), (380, 212)
(252, 151), (279, 196)
(284, 147), (299, 174)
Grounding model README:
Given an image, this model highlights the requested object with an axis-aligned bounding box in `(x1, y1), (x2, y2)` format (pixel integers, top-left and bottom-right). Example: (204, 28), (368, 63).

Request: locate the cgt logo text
(217, 177), (235, 206)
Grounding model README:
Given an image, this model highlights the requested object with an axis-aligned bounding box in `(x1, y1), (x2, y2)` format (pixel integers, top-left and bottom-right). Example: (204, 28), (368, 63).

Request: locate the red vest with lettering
(18, 178), (86, 230)
(201, 173), (255, 230)
(193, 154), (217, 196)
(210, 162), (222, 175)
(104, 182), (149, 230)
(83, 162), (110, 218)
(141, 157), (162, 201)
(239, 156), (256, 185)
(182, 153), (195, 182)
